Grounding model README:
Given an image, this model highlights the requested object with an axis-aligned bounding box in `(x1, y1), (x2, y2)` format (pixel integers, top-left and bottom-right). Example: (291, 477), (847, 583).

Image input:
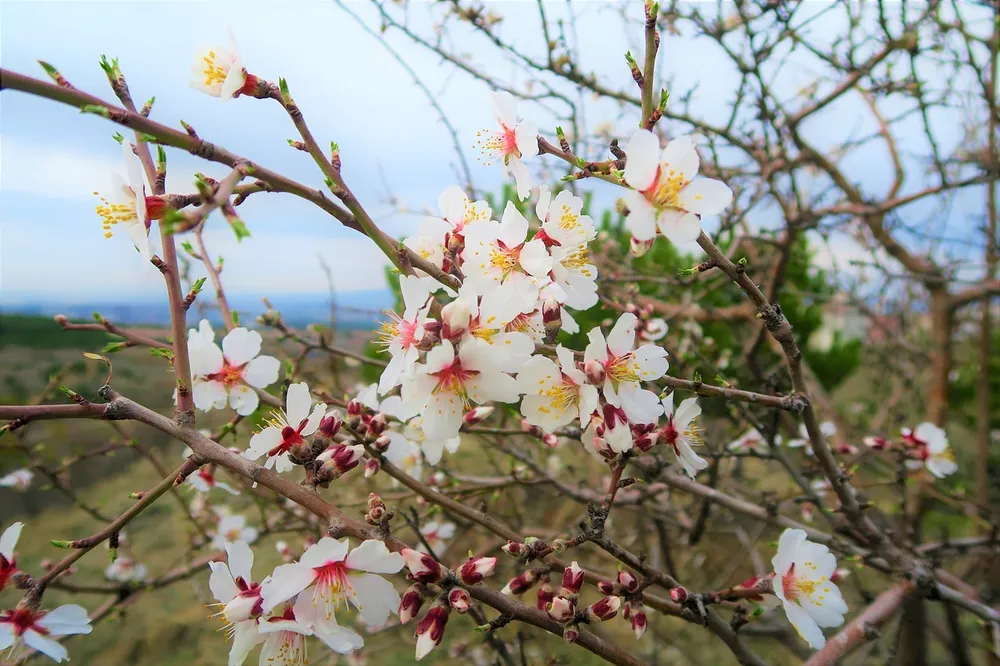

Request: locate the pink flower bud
(617, 570), (639, 593)
(399, 583), (425, 625)
(414, 599), (450, 661)
(448, 587), (472, 613)
(346, 400), (363, 428)
(628, 602), (648, 639)
(401, 548), (446, 584)
(319, 414), (342, 438)
(588, 595), (621, 622)
(463, 405), (494, 426)
(562, 625), (580, 643)
(542, 433), (559, 448)
(422, 320), (442, 337)
(591, 436), (616, 461)
(536, 577), (554, 610)
(669, 586), (688, 602)
(629, 236), (654, 257)
(584, 359), (606, 385)
(458, 556), (497, 585)
(501, 541), (525, 557)
(547, 596), (576, 623)
(428, 471), (447, 486)
(830, 568), (850, 584)
(367, 413), (387, 437)
(501, 569), (538, 596)
(597, 579), (617, 595)
(560, 561), (585, 595)
(542, 297), (561, 324)
(441, 299), (473, 338)
(364, 458), (381, 478)
(373, 434), (391, 453)
(864, 436), (890, 451)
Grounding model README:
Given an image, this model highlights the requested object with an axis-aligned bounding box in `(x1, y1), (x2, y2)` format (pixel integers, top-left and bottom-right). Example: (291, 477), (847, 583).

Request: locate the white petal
(437, 185), (468, 225)
(515, 120), (539, 158)
(657, 209), (702, 244)
(0, 522), (24, 560)
(772, 528), (808, 575)
(35, 605), (91, 635)
(424, 340), (455, 374)
(489, 90), (518, 127)
(348, 573), (402, 626)
(222, 328), (262, 366)
(220, 59), (246, 100)
(400, 275), (432, 320)
(23, 631), (69, 663)
(584, 327), (609, 364)
(284, 382), (312, 425)
(618, 383), (664, 424)
(345, 541), (404, 574)
(421, 392), (464, 440)
(677, 178), (733, 216)
(226, 540), (254, 582)
(661, 135), (699, 181)
(260, 563), (317, 612)
(498, 201), (529, 247)
(189, 339), (225, 377)
(301, 537), (350, 567)
(519, 238), (553, 278)
(243, 355), (280, 389)
(209, 561), (240, 603)
(624, 129), (661, 190)
(246, 427), (282, 458)
(783, 600), (827, 649)
(508, 157), (534, 201)
(193, 380), (228, 412)
(0, 624), (14, 652)
(674, 398), (702, 430)
(607, 312), (638, 357)
(229, 621), (265, 666)
(300, 404), (327, 437)
(229, 384), (259, 417)
(624, 192), (658, 242)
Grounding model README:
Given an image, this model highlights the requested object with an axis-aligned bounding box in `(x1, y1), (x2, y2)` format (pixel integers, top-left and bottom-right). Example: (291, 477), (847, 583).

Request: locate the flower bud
(441, 299), (473, 338)
(458, 556), (497, 585)
(542, 433), (559, 448)
(617, 570), (639, 593)
(560, 561), (585, 595)
(629, 236), (654, 257)
(316, 444), (364, 483)
(223, 593), (262, 624)
(542, 298), (562, 341)
(365, 504), (387, 524)
(501, 569), (538, 596)
(547, 596), (576, 623)
(830, 568), (850, 584)
(428, 471), (447, 486)
(414, 598), (450, 661)
(591, 436), (617, 461)
(501, 541), (526, 558)
(401, 548), (446, 584)
(448, 587), (472, 613)
(562, 625), (580, 643)
(863, 436), (890, 451)
(587, 595), (621, 622)
(628, 601), (648, 639)
(669, 586), (688, 603)
(373, 433), (392, 453)
(367, 413), (387, 438)
(597, 579), (617, 595)
(346, 400), (363, 429)
(364, 458), (381, 478)
(584, 359), (606, 385)
(319, 414), (342, 438)
(287, 439), (315, 465)
(399, 583), (425, 625)
(463, 405), (494, 426)
(536, 576), (554, 610)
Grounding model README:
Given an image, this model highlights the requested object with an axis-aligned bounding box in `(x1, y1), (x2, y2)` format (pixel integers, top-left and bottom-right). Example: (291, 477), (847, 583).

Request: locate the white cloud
(1, 136), (121, 203)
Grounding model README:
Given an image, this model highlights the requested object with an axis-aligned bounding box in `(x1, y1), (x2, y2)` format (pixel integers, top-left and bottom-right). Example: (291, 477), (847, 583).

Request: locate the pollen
(683, 416), (705, 447)
(561, 246), (591, 271)
(201, 51), (229, 87)
(95, 194), (138, 238)
(645, 168), (689, 210)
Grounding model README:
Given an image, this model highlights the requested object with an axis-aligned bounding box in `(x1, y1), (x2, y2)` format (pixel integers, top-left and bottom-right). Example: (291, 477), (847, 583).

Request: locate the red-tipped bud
(373, 434), (392, 453)
(536, 577), (554, 611)
(562, 625), (580, 643)
(584, 359), (606, 385)
(592, 436), (617, 461)
(366, 504), (387, 523)
(441, 299), (473, 338)
(520, 419), (544, 438)
(628, 601), (648, 639)
(597, 579), (617, 595)
(633, 430), (660, 453)
(617, 570), (639, 593)
(864, 436), (890, 451)
(448, 587), (472, 613)
(502, 570), (539, 596)
(428, 471), (447, 486)
(560, 561), (585, 595)
(144, 195), (169, 220)
(547, 596), (576, 623)
(502, 541), (526, 558)
(317, 444), (364, 477)
(463, 405), (494, 426)
(587, 595), (621, 622)
(414, 598), (450, 661)
(542, 433), (559, 448)
(346, 400), (363, 428)
(367, 413), (387, 438)
(830, 568), (850, 584)
(458, 556), (496, 585)
(401, 548), (446, 584)
(364, 458), (381, 478)
(319, 414), (342, 438)
(629, 236), (654, 257)
(399, 583), (425, 625)
(669, 586), (688, 603)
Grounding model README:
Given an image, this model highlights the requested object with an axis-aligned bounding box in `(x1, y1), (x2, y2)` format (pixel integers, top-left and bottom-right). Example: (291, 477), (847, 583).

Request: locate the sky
(0, 1), (994, 307)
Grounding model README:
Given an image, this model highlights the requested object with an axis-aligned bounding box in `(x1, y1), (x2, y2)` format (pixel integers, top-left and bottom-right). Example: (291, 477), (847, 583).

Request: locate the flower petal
(226, 540), (254, 583)
(284, 382), (312, 425)
(678, 178), (733, 216)
(0, 522), (24, 560)
(260, 563), (317, 612)
(624, 129), (661, 191)
(345, 540), (404, 574)
(607, 313), (638, 357)
(348, 573), (402, 627)
(243, 355), (280, 389)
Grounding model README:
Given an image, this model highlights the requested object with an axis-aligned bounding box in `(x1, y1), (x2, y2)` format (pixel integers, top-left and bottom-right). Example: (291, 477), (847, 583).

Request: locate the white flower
(640, 318), (668, 342)
(208, 541), (267, 665)
(212, 514), (259, 551)
(188, 320), (281, 416)
(0, 523), (24, 593)
(383, 431), (425, 481)
(771, 528), (847, 649)
(584, 312), (668, 424)
(256, 605), (314, 665)
(418, 521), (457, 555)
(662, 394), (708, 478)
(95, 140), (153, 260)
(477, 91), (538, 200)
(401, 339), (520, 441)
(788, 421), (837, 455)
(622, 130), (733, 244)
(582, 405), (634, 458)
(104, 556), (147, 583)
(0, 604), (91, 663)
(0, 470), (32, 492)
(728, 427), (766, 452)
(906, 423), (958, 478)
(245, 383), (326, 473)
(453, 284), (535, 374)
(404, 186), (492, 269)
(190, 27), (247, 100)
(536, 187), (597, 247)
(401, 418), (460, 467)
(188, 466), (240, 495)
(261, 538), (403, 644)
(549, 243), (599, 311)
(376, 276), (433, 395)
(518, 345), (599, 432)
(462, 202), (552, 316)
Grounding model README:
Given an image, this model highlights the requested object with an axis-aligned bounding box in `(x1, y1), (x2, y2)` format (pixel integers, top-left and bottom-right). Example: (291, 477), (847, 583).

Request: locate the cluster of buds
(288, 413), (343, 466)
(623, 600), (648, 639)
(631, 421), (660, 453)
(364, 493), (392, 528)
(544, 562), (586, 625)
(311, 443), (365, 488)
(622, 301), (667, 343)
(501, 536), (550, 562)
(345, 401), (387, 441)
(519, 420), (559, 448)
(589, 570), (644, 639)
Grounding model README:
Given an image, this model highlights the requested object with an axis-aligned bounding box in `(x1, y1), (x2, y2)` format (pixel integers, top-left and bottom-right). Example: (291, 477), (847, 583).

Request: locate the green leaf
(101, 341), (128, 354)
(112, 132), (125, 145)
(230, 219), (251, 241)
(191, 277), (207, 294)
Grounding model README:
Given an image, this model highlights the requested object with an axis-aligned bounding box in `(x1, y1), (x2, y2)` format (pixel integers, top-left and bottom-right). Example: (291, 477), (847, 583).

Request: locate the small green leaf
(232, 311), (240, 326)
(278, 77), (290, 100)
(191, 277), (207, 294)
(101, 341), (128, 354)
(50, 540), (72, 549)
(80, 104), (111, 118)
(230, 219), (251, 241)
(112, 132), (125, 145)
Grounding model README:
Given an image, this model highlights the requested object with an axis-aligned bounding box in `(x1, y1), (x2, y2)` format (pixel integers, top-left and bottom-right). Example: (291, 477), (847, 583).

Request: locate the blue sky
(1, 1), (993, 306)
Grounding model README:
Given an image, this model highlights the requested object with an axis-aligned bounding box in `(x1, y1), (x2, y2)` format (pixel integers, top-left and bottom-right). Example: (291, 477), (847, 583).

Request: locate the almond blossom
(535, 186), (597, 247)
(448, 284), (535, 374)
(0, 470), (32, 492)
(519, 345), (600, 432)
(583, 404), (635, 459)
(788, 421), (837, 455)
(212, 514), (259, 551)
(770, 528), (847, 649)
(584, 312), (668, 424)
(105, 556), (147, 583)
(208, 540), (267, 666)
(245, 382), (326, 473)
(255, 605), (313, 665)
(382, 431), (425, 481)
(622, 130), (733, 244)
(399, 417), (461, 467)
(476, 91), (538, 200)
(661, 394), (708, 478)
(187, 320), (281, 416)
(462, 202), (553, 317)
(903, 423), (957, 478)
(549, 243), (599, 311)
(728, 427), (766, 453)
(376, 276), (433, 395)
(401, 338), (520, 441)
(418, 520), (456, 555)
(94, 140), (161, 260)
(261, 538), (403, 647)
(0, 604), (92, 663)
(403, 186), (492, 270)
(190, 27), (250, 100)
(0, 523), (23, 592)
(188, 465), (240, 495)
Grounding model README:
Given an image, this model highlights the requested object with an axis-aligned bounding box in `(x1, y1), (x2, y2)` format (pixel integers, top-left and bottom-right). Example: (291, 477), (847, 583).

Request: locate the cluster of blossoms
(867, 422), (958, 478)
(0, 469), (33, 492)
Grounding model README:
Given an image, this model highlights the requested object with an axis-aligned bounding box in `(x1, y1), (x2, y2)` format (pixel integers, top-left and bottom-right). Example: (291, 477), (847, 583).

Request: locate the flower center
(781, 563), (829, 604)
(540, 380), (578, 414)
(642, 166), (689, 210)
(475, 126), (520, 165)
(201, 51), (230, 86)
(206, 361), (246, 387)
(430, 359), (479, 404)
(95, 194), (138, 239)
(558, 204), (580, 230)
(313, 561), (354, 621)
(560, 246), (593, 273)
(265, 419), (308, 458)
(0, 607), (45, 638)
(488, 241), (522, 279)
(607, 352), (640, 384)
(376, 313), (419, 351)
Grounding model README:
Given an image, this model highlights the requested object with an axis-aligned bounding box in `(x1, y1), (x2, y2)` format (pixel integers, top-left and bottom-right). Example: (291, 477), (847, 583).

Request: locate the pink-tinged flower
(245, 382), (326, 473)
(476, 91), (538, 201)
(502, 569), (539, 596)
(788, 421), (837, 456)
(617, 570), (639, 593)
(584, 313), (668, 424)
(903, 423), (957, 478)
(187, 320), (280, 416)
(399, 584), (425, 625)
(255, 605), (314, 665)
(863, 435), (891, 451)
(401, 548), (446, 584)
(622, 130), (733, 244)
(404, 186), (492, 269)
(104, 556), (147, 583)
(0, 470), (32, 492)
(418, 521), (456, 555)
(95, 140), (159, 260)
(536, 186), (597, 247)
(0, 523), (24, 592)
(448, 588), (472, 613)
(560, 561), (585, 595)
(518, 345), (600, 433)
(414, 598), (450, 661)
(549, 243), (599, 311)
(376, 276), (434, 395)
(771, 528), (847, 649)
(207, 541), (266, 665)
(262, 538), (404, 643)
(625, 600), (648, 639)
(188, 466), (240, 496)
(661, 394), (708, 478)
(547, 596), (576, 623)
(729, 427), (766, 453)
(640, 318), (668, 342)
(211, 514), (259, 551)
(587, 596), (622, 622)
(315, 444), (365, 482)
(189, 27), (250, 100)
(0, 604), (91, 663)
(450, 284), (535, 373)
(463, 405), (494, 426)
(458, 556), (497, 585)
(462, 202), (553, 315)
(401, 338), (520, 441)
(583, 405), (635, 458)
